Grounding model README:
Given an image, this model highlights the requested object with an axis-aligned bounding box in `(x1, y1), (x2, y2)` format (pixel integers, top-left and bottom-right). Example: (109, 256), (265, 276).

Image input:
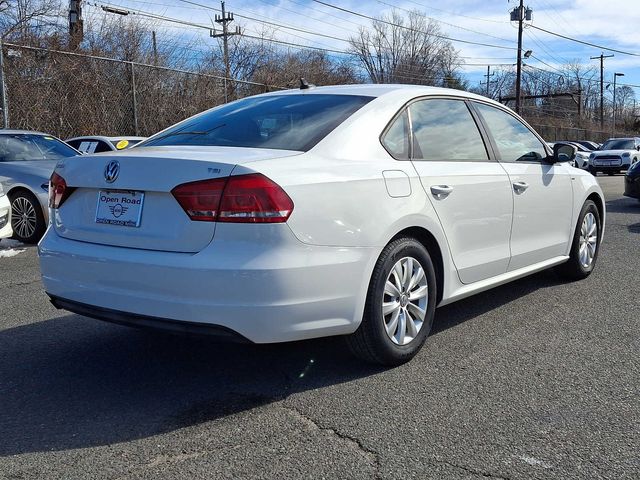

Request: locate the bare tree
(348, 9), (462, 86)
(0, 0), (63, 40)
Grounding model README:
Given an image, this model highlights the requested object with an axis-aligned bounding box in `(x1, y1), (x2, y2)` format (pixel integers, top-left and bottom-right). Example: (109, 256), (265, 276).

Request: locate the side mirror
(552, 143), (576, 163)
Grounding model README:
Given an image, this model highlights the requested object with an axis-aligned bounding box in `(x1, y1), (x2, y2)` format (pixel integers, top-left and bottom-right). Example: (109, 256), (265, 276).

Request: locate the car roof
(0, 129), (51, 136)
(66, 136), (146, 142)
(257, 83), (501, 105)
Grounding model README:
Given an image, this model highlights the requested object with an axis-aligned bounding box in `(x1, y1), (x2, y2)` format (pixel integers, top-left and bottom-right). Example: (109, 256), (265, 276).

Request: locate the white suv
(589, 137), (640, 175)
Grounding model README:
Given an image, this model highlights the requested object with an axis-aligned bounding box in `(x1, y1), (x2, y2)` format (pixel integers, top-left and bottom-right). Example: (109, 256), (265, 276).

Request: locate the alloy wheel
(382, 256), (428, 345)
(579, 212), (598, 269)
(11, 196), (37, 240)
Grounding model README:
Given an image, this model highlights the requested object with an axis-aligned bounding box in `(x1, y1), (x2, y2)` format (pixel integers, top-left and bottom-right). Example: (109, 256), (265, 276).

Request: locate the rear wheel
(347, 237), (437, 366)
(10, 190), (46, 244)
(555, 200), (600, 280)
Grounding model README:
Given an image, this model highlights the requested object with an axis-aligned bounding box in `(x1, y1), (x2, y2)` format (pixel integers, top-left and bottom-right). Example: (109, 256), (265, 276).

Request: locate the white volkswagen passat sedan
(39, 85), (605, 366)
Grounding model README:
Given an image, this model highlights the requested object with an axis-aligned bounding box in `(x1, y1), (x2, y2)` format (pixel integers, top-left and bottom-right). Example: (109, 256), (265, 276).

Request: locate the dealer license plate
(95, 190), (144, 227)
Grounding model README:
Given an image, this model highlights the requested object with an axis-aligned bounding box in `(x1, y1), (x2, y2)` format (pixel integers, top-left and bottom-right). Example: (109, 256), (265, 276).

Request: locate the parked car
(555, 141), (592, 169)
(589, 137), (640, 175)
(65, 136), (146, 154)
(575, 140), (600, 151)
(39, 85), (605, 366)
(0, 130), (80, 243)
(624, 160), (640, 201)
(0, 182), (11, 239)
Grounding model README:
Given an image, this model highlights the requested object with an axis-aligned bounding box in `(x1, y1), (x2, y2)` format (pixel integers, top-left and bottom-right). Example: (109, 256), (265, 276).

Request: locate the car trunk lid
(52, 146), (301, 252)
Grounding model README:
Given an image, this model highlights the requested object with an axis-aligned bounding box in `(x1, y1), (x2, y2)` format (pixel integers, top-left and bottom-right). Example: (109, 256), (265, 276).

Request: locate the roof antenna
(299, 77), (315, 90)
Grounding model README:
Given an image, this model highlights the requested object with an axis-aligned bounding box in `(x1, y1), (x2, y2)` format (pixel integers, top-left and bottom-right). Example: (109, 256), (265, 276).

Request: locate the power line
(529, 25), (640, 57)
(309, 0), (517, 50)
(402, 0), (507, 24)
(373, 0), (513, 44)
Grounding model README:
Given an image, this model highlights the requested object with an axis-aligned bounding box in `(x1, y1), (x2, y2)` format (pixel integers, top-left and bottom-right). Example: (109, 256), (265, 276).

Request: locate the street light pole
(612, 72), (624, 136)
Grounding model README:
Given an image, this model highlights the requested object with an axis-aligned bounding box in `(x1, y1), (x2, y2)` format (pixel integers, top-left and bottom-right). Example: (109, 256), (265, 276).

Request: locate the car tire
(9, 190), (46, 244)
(347, 237), (437, 366)
(555, 200), (601, 281)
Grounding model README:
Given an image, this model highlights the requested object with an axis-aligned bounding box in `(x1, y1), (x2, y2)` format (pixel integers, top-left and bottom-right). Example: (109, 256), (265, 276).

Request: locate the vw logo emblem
(104, 160), (120, 183)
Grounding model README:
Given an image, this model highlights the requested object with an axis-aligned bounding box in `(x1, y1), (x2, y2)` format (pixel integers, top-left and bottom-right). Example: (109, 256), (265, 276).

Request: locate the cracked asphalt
(0, 175), (638, 479)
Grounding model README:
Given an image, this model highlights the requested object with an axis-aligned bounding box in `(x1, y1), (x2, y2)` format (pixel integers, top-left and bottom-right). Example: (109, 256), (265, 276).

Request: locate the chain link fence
(0, 42), (632, 143)
(0, 42), (274, 139)
(530, 124), (613, 143)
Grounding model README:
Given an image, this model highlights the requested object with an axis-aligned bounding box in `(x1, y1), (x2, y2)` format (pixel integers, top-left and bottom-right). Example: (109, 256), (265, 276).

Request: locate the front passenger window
(473, 102), (546, 163)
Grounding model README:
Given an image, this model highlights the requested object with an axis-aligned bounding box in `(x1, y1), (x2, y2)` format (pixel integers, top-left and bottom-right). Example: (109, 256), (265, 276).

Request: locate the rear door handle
(513, 181), (529, 194)
(430, 185), (453, 199)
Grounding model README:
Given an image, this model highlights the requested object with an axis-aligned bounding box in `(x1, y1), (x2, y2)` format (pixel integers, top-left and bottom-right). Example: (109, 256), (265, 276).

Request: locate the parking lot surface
(0, 175), (638, 479)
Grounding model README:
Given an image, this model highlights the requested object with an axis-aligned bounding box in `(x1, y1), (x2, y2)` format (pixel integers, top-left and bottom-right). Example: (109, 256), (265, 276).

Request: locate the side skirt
(438, 256), (569, 307)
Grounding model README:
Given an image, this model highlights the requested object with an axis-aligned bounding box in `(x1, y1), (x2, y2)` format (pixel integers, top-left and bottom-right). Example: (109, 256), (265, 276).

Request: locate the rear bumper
(38, 224), (375, 343)
(49, 295), (249, 341)
(624, 175), (640, 199)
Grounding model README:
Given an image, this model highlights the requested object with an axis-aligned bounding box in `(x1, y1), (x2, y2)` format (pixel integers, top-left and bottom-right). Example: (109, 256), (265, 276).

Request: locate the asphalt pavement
(0, 175), (638, 479)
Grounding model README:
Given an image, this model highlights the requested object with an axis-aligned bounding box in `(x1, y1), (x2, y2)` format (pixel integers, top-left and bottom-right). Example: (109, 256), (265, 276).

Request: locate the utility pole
(68, 0), (84, 49)
(0, 38), (9, 128)
(590, 53), (614, 130)
(510, 1), (532, 114)
(480, 65), (495, 98)
(612, 72), (624, 136)
(152, 31), (158, 65)
(211, 1), (241, 102)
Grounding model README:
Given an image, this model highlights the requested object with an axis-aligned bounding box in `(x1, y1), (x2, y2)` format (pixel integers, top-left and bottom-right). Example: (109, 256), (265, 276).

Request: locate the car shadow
(605, 197), (640, 214)
(0, 270), (562, 457)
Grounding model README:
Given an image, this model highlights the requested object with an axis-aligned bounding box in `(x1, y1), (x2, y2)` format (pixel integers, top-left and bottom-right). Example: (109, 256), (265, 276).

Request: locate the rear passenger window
(381, 110), (410, 160)
(94, 141), (113, 153)
(473, 102), (547, 163)
(409, 99), (488, 161)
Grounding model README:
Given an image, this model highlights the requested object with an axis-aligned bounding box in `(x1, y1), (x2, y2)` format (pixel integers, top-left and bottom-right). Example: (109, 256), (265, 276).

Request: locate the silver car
(0, 130), (80, 243)
(65, 136), (145, 154)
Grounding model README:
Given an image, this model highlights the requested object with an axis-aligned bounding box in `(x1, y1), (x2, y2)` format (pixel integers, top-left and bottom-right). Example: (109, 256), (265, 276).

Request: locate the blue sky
(86, 0), (640, 98)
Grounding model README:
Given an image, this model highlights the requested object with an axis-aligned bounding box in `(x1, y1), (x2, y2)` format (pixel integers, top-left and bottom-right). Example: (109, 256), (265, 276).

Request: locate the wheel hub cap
(578, 212), (598, 269)
(382, 256), (429, 346)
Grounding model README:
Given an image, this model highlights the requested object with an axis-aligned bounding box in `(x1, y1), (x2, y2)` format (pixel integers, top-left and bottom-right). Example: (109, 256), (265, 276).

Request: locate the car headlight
(622, 152), (631, 158)
(589, 153), (595, 160)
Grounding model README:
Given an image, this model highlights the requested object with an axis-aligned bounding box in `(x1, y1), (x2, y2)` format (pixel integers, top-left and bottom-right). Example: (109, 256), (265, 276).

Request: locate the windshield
(601, 139), (636, 150)
(143, 94), (373, 151)
(0, 134), (79, 162)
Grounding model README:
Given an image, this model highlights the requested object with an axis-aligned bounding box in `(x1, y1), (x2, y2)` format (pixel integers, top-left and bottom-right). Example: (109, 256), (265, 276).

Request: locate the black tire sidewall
(9, 190), (46, 244)
(365, 238), (437, 363)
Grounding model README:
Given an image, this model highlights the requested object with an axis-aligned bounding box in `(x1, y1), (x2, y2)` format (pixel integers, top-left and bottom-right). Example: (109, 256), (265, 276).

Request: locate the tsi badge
(104, 160), (120, 183)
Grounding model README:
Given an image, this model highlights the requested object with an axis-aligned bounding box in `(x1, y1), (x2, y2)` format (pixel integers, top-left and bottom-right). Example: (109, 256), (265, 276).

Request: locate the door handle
(430, 185), (453, 199)
(513, 181), (529, 194)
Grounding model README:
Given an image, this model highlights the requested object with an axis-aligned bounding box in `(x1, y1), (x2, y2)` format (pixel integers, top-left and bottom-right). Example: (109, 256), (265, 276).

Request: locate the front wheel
(555, 200), (601, 280)
(10, 190), (46, 244)
(347, 237), (437, 366)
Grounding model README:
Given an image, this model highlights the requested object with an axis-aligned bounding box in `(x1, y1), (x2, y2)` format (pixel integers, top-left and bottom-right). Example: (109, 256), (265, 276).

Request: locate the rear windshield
(0, 134), (79, 162)
(601, 139), (636, 150)
(142, 94), (373, 152)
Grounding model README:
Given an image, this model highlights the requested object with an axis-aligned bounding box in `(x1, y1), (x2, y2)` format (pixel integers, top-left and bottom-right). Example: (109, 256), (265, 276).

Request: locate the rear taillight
(49, 172), (74, 209)
(171, 177), (227, 222)
(171, 173), (294, 223)
(218, 174), (294, 223)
